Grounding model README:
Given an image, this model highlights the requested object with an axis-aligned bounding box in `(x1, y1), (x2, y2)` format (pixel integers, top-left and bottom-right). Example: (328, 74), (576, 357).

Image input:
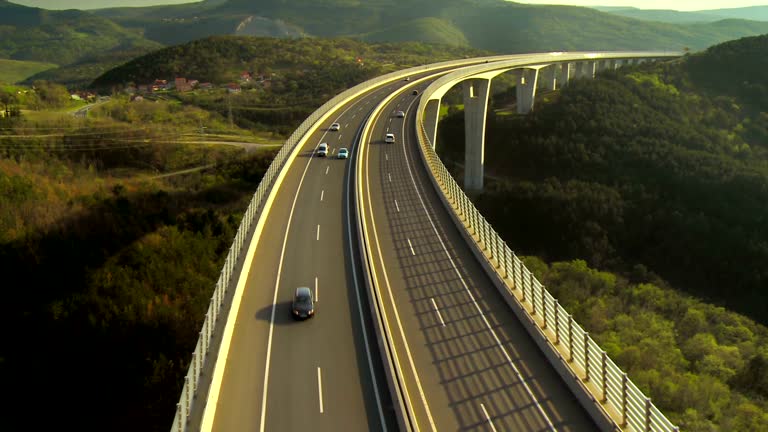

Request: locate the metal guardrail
(169, 53), (532, 432)
(413, 54), (680, 432)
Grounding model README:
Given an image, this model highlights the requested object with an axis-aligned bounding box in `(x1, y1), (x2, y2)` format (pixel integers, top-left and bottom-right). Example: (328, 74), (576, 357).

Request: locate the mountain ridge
(86, 0), (768, 53)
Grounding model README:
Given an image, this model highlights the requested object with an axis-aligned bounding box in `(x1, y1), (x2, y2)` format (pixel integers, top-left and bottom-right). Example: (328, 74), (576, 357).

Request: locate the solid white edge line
(257, 95), (370, 432)
(399, 96), (558, 431)
(480, 403), (498, 432)
(430, 298), (446, 327)
(346, 119), (389, 430)
(407, 238), (415, 256)
(318, 367), (324, 414)
(364, 102), (437, 431)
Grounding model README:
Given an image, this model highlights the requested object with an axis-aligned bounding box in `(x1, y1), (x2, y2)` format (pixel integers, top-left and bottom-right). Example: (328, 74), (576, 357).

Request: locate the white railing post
(177, 403), (184, 431)
(568, 314), (574, 362)
(621, 373), (628, 427)
(645, 397), (652, 432)
(584, 332), (590, 382)
(541, 290), (547, 329)
(601, 350), (608, 403)
(554, 300), (560, 344)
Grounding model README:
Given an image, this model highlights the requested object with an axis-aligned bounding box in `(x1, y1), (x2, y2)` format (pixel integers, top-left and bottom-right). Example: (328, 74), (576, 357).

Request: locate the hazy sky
(8, 0), (768, 10)
(513, 1), (767, 10)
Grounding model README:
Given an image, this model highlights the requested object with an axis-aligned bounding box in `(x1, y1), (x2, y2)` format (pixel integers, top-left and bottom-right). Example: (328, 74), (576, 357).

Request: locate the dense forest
(0, 79), (276, 431)
(436, 34), (768, 430)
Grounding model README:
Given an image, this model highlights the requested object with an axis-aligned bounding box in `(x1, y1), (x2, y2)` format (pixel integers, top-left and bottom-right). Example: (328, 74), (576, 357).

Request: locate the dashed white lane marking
(385, 153), (389, 161)
(320, 190), (324, 202)
(352, 114), (356, 118)
(316, 224), (320, 241)
(338, 135), (342, 140)
(399, 95), (558, 431)
(345, 123), (349, 128)
(388, 173), (392, 182)
(407, 238), (415, 256)
(394, 199), (400, 212)
(317, 367), (324, 414)
(325, 166), (329, 175)
(480, 403), (497, 432)
(430, 298), (446, 327)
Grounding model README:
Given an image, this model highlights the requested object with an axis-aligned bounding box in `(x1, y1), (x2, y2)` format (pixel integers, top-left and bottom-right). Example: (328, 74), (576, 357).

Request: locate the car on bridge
(330, 122), (340, 131)
(395, 110), (405, 118)
(317, 143), (328, 157)
(291, 287), (315, 320)
(385, 133), (395, 144)
(338, 148), (349, 159)
(412, 89), (419, 95)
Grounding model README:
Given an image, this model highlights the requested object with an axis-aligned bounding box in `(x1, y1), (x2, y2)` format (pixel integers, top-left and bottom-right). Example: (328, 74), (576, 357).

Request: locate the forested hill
(91, 0), (768, 52)
(685, 34), (768, 109)
(0, 0), (161, 66)
(90, 35), (488, 90)
(437, 33), (768, 325)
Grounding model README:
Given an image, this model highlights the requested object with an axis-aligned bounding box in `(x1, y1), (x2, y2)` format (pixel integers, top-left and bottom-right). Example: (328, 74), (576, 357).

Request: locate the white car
(317, 143), (328, 157)
(338, 148), (349, 159)
(330, 123), (340, 131)
(385, 133), (395, 143)
(395, 110), (405, 118)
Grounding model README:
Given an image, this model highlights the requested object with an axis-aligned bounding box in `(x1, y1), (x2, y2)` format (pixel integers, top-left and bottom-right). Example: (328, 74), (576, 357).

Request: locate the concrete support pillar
(608, 59), (617, 70)
(516, 68), (539, 114)
(462, 78), (491, 191)
(540, 65), (557, 91)
(577, 61), (596, 79)
(422, 98), (441, 150)
(559, 62), (571, 87)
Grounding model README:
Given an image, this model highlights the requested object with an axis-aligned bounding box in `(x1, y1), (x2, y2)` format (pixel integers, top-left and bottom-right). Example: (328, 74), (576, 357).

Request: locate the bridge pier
(422, 98), (441, 149)
(576, 61), (596, 79)
(559, 62), (572, 87)
(516, 68), (539, 114)
(462, 78), (491, 191)
(540, 65), (557, 91)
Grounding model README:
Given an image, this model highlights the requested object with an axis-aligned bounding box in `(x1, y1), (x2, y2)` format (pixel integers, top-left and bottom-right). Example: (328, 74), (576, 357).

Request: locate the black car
(412, 89), (419, 95)
(291, 287), (315, 320)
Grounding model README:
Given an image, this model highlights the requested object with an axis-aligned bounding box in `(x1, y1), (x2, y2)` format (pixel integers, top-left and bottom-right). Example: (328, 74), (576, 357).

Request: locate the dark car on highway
(291, 287), (315, 320)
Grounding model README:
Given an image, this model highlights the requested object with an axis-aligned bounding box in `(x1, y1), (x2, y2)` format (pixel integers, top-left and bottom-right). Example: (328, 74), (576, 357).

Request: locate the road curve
(209, 78), (428, 432)
(359, 80), (598, 431)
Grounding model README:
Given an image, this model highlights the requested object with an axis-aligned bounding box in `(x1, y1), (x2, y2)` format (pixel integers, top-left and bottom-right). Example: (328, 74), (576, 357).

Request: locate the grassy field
(0, 59), (57, 84)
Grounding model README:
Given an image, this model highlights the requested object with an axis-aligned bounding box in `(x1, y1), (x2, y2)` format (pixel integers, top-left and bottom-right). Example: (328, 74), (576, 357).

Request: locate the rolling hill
(0, 0), (163, 86)
(89, 0), (768, 54)
(594, 6), (768, 24)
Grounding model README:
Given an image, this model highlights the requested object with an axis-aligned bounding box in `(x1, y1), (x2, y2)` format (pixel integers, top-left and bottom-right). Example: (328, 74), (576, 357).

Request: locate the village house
(175, 77), (192, 92)
(226, 83), (241, 93)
